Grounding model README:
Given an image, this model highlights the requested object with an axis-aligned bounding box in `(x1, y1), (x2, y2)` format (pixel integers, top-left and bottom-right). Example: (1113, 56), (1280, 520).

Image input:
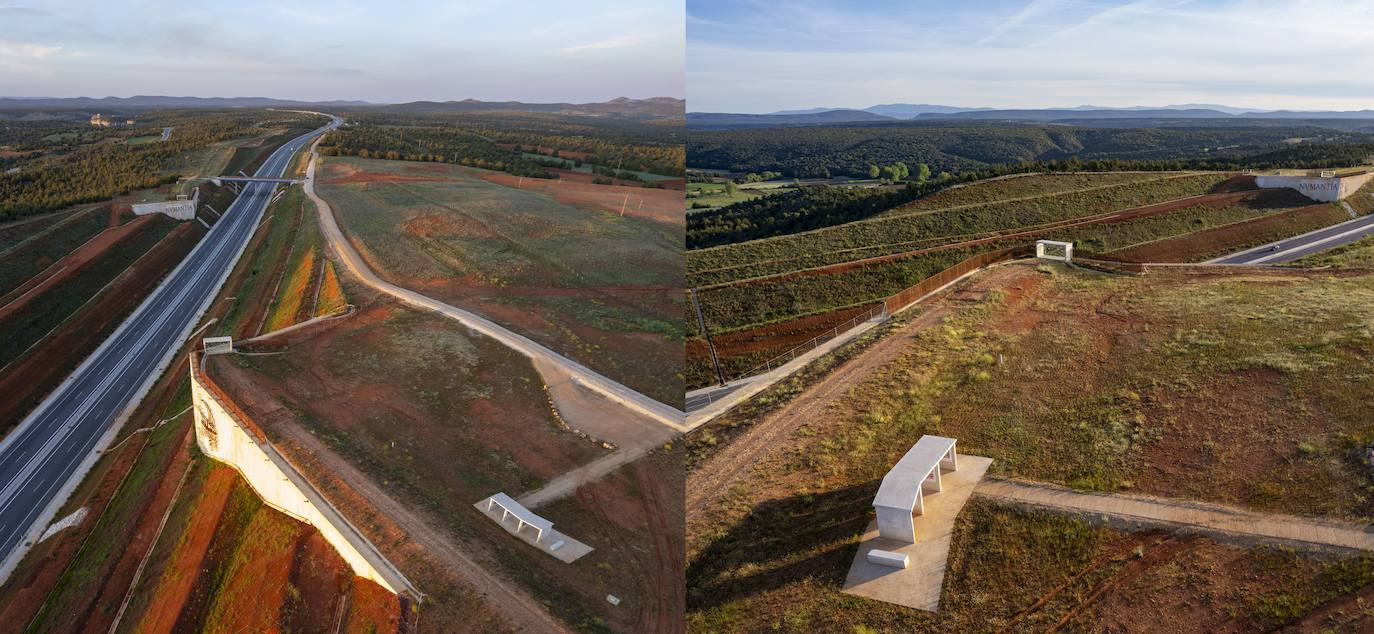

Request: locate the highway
(0, 116), (340, 581)
(1211, 212), (1374, 264)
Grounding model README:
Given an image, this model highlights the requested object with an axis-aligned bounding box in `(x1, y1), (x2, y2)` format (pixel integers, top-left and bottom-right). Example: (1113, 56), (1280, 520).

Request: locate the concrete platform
(474, 497), (593, 563)
(842, 455), (993, 612)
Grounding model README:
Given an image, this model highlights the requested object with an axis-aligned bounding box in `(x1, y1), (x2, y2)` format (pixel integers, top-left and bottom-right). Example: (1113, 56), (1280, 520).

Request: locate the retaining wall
(1255, 172), (1374, 202)
(188, 352), (416, 597)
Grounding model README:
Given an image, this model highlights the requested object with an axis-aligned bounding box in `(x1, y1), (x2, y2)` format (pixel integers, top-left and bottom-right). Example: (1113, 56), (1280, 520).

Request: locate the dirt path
(976, 479), (1374, 552)
(254, 406), (568, 633)
(686, 265), (1032, 516)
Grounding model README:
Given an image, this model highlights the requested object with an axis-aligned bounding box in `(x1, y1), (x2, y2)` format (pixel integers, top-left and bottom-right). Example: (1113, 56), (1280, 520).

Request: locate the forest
(686, 146), (1374, 248)
(687, 120), (1374, 179)
(0, 110), (318, 221)
(329, 110), (685, 176)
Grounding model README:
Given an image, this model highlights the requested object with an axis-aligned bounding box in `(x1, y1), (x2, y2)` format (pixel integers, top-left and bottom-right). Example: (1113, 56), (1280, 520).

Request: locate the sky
(0, 0), (684, 103)
(689, 0), (1374, 113)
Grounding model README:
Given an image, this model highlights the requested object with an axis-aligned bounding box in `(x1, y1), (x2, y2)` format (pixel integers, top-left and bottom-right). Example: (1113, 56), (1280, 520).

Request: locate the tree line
(0, 110), (318, 221)
(687, 121), (1374, 179)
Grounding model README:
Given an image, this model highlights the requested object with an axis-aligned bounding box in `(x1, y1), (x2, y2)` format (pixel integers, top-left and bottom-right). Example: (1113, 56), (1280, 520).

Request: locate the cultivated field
(686, 262), (1374, 632)
(317, 156), (685, 406)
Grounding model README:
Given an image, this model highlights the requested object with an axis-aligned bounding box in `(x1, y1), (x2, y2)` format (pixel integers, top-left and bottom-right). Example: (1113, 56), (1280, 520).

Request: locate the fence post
(689, 288), (727, 386)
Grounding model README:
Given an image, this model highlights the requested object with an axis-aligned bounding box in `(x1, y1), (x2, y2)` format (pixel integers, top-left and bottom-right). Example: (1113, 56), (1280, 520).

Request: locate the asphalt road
(1210, 212), (1374, 264)
(0, 117), (339, 580)
(685, 382), (746, 413)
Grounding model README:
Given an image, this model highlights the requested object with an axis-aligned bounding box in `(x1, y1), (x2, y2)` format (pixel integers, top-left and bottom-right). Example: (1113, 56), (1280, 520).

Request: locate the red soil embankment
(0, 214), (156, 323)
(0, 222), (203, 425)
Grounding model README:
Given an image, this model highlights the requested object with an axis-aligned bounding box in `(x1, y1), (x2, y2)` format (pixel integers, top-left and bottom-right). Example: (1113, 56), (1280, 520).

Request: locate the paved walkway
(977, 479), (1374, 552)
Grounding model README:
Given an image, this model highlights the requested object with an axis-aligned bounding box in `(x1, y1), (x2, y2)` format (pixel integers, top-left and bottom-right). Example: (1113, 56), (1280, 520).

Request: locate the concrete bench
(485, 492), (554, 543)
(867, 549), (910, 569)
(873, 435), (959, 543)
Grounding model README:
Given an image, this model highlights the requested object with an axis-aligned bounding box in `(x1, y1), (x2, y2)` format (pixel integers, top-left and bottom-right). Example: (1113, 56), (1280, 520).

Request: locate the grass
(318, 155), (684, 405)
(1295, 234), (1374, 268)
(687, 265), (1374, 632)
(263, 243), (317, 332)
(214, 187), (309, 337)
(316, 261), (347, 314)
(27, 402), (189, 633)
(689, 190), (1338, 337)
(817, 265), (1374, 511)
(0, 208), (114, 296)
(686, 182), (770, 210)
(880, 172), (1197, 216)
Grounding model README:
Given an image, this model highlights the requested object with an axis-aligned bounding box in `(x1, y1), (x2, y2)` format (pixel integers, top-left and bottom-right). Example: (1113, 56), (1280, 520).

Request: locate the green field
(318, 156), (685, 406)
(880, 171), (1202, 216)
(686, 182), (771, 210)
(688, 173), (1231, 286)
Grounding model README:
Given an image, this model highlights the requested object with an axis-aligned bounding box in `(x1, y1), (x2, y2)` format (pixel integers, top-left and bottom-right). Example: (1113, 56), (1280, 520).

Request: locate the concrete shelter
(873, 435), (958, 543)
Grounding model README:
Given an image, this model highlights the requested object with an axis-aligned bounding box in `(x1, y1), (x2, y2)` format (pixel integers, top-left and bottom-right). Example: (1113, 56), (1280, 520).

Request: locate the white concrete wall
(132, 200), (196, 220)
(1256, 172), (1374, 202)
(189, 355), (416, 597)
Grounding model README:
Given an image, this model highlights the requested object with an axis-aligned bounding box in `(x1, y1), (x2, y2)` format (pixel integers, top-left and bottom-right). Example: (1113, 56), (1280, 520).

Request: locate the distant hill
(1243, 109), (1374, 119)
(0, 95), (371, 110)
(863, 103), (991, 118)
(916, 108), (1238, 121)
(376, 97), (683, 118)
(687, 109), (896, 129)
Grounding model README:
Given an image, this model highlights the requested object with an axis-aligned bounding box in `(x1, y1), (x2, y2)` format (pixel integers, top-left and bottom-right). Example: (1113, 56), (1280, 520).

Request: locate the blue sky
(0, 0), (684, 102)
(689, 0), (1374, 112)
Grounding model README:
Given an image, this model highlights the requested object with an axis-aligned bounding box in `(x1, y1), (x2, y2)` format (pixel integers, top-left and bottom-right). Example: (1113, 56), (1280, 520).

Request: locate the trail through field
(976, 479), (1374, 552)
(686, 264), (1031, 516)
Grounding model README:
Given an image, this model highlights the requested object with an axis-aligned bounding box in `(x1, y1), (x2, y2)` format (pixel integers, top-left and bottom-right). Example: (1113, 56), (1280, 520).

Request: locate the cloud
(688, 0), (1374, 112)
(0, 5), (49, 16)
(0, 39), (61, 58)
(562, 34), (650, 55)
